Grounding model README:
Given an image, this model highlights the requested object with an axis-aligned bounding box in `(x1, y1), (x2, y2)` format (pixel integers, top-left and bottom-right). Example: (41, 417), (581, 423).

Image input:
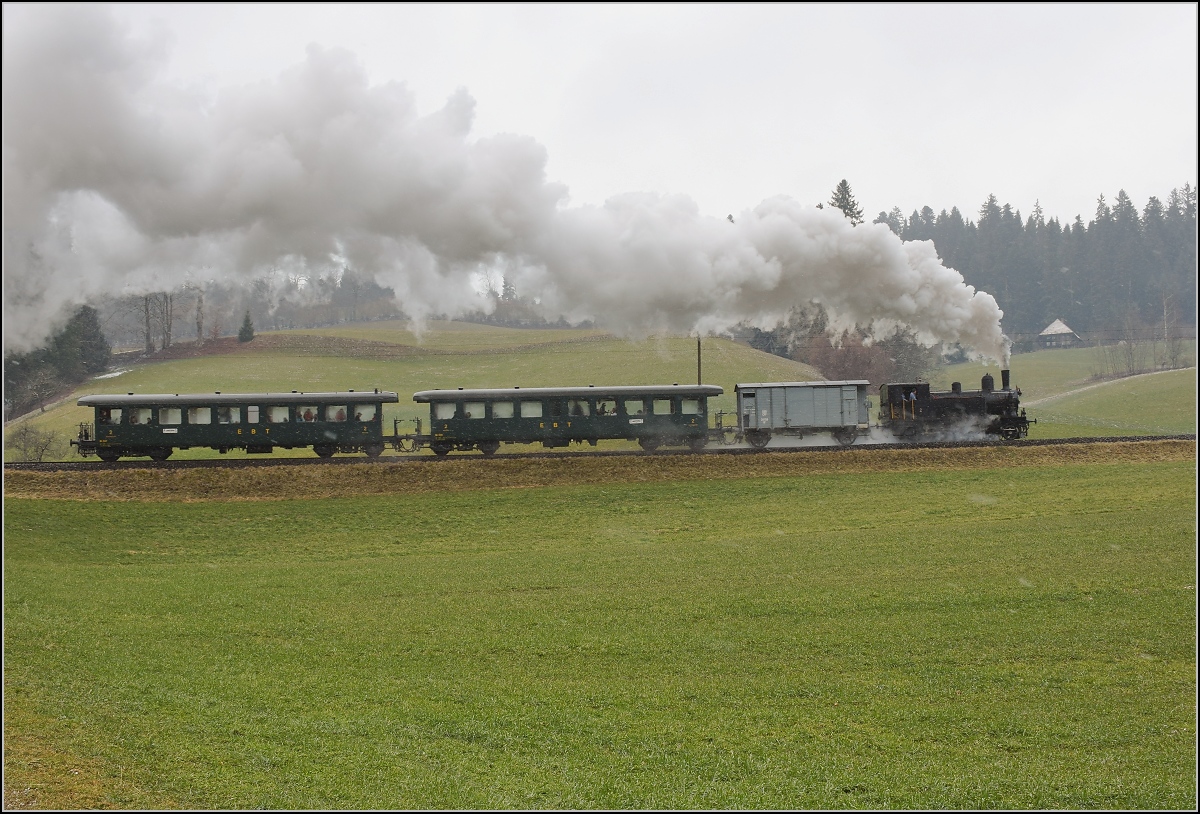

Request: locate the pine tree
(828, 179), (864, 225)
(237, 311), (255, 343)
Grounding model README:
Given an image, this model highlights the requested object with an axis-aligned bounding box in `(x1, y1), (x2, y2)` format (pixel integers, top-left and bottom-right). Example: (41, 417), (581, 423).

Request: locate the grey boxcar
(735, 381), (870, 448)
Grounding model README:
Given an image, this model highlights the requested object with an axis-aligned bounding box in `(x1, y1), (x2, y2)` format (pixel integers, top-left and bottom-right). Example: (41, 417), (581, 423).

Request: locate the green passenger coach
(413, 384), (724, 455)
(71, 390), (399, 461)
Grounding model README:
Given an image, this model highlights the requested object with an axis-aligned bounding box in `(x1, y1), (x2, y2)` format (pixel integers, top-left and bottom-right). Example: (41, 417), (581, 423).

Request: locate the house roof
(1040, 319), (1079, 336)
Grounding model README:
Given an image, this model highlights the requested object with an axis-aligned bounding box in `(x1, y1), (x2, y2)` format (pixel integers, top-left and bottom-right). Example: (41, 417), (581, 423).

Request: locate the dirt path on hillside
(1024, 368), (1195, 407)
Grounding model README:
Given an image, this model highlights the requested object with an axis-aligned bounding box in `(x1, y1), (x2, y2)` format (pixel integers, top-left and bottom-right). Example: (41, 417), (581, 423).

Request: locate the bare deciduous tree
(6, 421), (63, 462)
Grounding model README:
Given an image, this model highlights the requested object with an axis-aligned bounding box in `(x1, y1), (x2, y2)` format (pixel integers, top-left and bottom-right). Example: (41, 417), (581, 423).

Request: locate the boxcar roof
(78, 391), (400, 407)
(735, 381), (869, 390)
(413, 384), (723, 402)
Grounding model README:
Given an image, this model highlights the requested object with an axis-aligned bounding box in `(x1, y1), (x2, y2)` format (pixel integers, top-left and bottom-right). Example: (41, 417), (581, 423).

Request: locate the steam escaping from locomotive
(3, 5), (1007, 365)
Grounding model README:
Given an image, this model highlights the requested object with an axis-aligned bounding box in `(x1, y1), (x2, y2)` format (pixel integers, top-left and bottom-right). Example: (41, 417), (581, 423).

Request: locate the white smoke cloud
(2, 4), (1009, 365)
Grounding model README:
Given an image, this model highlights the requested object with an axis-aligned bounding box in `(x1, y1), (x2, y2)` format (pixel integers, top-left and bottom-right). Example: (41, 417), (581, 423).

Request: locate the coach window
(246, 406), (260, 423)
(217, 406), (241, 424)
(492, 401), (514, 419)
(327, 405), (348, 422)
(464, 401), (485, 419)
(623, 399), (646, 416)
(128, 407), (152, 425)
(267, 406), (289, 423)
(188, 406), (212, 425)
(159, 407), (182, 425)
(568, 399), (590, 417)
(596, 398), (617, 416)
(434, 402), (456, 420)
(353, 404), (377, 421)
(519, 400), (542, 418)
(653, 398), (674, 415)
(680, 398), (701, 415)
(549, 400), (565, 418)
(298, 406), (317, 422)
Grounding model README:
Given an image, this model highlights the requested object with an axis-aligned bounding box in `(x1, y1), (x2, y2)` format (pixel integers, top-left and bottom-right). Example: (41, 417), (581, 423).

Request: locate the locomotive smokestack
(982, 373), (994, 393)
(1001, 369), (1010, 390)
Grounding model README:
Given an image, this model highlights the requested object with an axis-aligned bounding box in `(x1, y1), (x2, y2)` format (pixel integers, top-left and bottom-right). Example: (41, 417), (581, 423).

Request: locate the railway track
(6, 434), (1195, 473)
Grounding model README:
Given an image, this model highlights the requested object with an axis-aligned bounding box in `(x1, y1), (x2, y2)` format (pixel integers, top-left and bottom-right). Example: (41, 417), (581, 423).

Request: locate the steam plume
(2, 5), (1009, 365)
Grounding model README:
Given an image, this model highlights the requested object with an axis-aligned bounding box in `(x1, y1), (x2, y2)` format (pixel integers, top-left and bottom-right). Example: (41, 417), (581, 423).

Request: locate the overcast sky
(2, 3), (1196, 358)
(100, 1), (1198, 223)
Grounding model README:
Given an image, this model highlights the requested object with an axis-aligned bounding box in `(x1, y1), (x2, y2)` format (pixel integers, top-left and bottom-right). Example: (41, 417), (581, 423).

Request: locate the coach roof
(77, 391), (400, 407)
(413, 384), (723, 402)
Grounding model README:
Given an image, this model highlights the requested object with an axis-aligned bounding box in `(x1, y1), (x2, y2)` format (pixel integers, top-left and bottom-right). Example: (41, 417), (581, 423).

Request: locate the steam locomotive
(878, 369), (1033, 441)
(69, 370), (1031, 461)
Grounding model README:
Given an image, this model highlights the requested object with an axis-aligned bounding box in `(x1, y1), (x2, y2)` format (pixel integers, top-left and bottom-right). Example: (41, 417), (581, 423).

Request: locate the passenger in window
(129, 412), (139, 424)
(572, 402), (583, 416)
(336, 408), (346, 421)
(303, 408), (314, 422)
(354, 411), (363, 421)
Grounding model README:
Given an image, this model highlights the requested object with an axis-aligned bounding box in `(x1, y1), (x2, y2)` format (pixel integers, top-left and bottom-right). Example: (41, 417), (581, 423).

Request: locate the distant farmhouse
(1038, 319), (1083, 349)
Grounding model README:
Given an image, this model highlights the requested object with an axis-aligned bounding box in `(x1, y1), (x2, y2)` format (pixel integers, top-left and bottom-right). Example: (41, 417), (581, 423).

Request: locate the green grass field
(934, 342), (1196, 402)
(3, 450), (1196, 809)
(1025, 368), (1197, 438)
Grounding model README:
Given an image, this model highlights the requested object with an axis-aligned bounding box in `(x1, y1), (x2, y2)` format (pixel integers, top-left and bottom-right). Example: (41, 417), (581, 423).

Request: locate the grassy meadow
(3, 443), (1195, 809)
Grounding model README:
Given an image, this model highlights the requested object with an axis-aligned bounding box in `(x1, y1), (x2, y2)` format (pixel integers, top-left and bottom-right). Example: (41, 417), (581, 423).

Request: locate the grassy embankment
(4, 441), (1196, 809)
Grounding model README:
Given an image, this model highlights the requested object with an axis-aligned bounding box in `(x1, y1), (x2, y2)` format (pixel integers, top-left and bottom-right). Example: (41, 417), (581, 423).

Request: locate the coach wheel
(746, 430), (770, 450)
(721, 428), (739, 445)
(638, 437), (661, 452)
(314, 444), (336, 458)
(833, 429), (857, 448)
(688, 437), (708, 453)
(478, 440), (500, 457)
(430, 441), (453, 456)
(364, 442), (385, 458)
(148, 447), (173, 461)
(96, 448), (121, 462)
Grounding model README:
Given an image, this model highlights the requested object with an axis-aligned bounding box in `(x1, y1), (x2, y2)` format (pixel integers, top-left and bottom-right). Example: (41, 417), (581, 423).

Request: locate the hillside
(5, 322), (821, 462)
